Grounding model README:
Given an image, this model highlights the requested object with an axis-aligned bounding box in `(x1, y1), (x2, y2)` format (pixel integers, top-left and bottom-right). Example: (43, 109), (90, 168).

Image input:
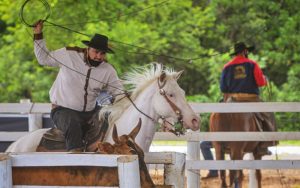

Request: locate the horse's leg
(215, 143), (227, 188)
(253, 152), (263, 188)
(229, 152), (235, 186)
(229, 170), (244, 188)
(229, 170), (234, 187)
(237, 170), (244, 188)
(230, 150), (244, 188)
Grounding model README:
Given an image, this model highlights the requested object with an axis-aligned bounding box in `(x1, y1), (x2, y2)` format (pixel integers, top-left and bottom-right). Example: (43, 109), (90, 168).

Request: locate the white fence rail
(1, 102), (300, 139)
(1, 102), (300, 188)
(1, 102), (300, 113)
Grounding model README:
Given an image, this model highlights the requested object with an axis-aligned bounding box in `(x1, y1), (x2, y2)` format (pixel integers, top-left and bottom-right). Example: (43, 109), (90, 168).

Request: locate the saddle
(36, 128), (66, 152)
(224, 94), (276, 132)
(224, 93), (278, 150)
(36, 113), (110, 152)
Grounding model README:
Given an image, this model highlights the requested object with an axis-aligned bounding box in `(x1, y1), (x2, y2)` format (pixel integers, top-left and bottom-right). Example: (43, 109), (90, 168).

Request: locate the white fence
(0, 152), (141, 188)
(1, 102), (300, 188)
(154, 132), (300, 188)
(159, 102), (300, 188)
(0, 152), (185, 188)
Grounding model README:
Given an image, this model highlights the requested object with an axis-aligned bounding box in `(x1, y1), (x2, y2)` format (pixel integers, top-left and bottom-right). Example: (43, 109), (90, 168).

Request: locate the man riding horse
(33, 20), (124, 152)
(219, 42), (277, 155)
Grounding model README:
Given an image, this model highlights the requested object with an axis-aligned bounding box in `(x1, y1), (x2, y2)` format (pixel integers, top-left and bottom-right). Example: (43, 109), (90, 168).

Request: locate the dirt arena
(150, 169), (300, 188)
(149, 146), (300, 187)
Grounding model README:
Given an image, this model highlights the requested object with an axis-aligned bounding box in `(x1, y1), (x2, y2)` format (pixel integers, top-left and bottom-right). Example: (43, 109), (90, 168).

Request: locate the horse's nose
(191, 116), (200, 131)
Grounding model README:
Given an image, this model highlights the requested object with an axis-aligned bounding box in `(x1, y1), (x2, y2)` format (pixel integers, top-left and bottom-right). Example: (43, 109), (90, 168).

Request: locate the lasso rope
(20, 0), (51, 27)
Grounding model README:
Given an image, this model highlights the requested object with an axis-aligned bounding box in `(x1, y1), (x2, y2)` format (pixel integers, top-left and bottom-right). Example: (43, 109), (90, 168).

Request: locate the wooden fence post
(28, 113), (43, 131)
(187, 141), (200, 188)
(118, 155), (141, 188)
(164, 152), (186, 188)
(0, 153), (12, 188)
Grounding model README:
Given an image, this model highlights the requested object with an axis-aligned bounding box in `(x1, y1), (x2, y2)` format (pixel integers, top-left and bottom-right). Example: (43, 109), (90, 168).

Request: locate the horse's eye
(169, 93), (174, 97)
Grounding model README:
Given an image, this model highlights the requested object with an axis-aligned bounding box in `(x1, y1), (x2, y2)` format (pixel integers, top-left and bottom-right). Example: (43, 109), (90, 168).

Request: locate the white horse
(6, 63), (200, 152)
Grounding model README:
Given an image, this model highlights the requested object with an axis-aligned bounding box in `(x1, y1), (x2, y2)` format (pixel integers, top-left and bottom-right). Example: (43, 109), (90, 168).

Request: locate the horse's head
(100, 63), (200, 150)
(152, 70), (200, 132)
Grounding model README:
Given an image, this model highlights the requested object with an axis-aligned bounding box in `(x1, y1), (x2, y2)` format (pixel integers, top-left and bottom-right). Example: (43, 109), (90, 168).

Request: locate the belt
(51, 104), (60, 109)
(223, 93), (260, 102)
(224, 93), (258, 98)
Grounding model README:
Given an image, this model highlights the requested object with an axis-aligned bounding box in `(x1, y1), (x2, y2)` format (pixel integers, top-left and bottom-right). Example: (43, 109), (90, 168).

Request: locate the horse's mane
(99, 63), (177, 126)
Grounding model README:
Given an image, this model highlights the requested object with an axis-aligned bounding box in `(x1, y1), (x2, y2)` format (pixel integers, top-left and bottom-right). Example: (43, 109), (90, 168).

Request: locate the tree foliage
(0, 0), (299, 130)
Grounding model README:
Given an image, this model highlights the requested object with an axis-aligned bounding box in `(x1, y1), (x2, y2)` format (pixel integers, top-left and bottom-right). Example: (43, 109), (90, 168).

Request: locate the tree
(0, 0), (299, 107)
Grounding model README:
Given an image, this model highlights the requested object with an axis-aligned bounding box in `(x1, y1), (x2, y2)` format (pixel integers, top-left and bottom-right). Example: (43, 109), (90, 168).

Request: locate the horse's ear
(159, 71), (167, 83)
(174, 70), (184, 80)
(129, 118), (142, 140)
(112, 124), (120, 144)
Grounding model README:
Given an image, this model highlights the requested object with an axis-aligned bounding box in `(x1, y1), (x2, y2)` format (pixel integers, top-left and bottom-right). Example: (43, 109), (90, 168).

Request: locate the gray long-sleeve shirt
(34, 35), (123, 111)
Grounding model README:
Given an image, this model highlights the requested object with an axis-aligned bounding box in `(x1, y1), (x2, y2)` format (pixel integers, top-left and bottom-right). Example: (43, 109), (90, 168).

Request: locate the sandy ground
(150, 169), (300, 188)
(149, 147), (300, 187)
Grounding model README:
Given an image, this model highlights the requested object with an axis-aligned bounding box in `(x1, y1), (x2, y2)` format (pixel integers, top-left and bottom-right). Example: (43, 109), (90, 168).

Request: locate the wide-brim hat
(82, 34), (114, 53)
(230, 42), (255, 56)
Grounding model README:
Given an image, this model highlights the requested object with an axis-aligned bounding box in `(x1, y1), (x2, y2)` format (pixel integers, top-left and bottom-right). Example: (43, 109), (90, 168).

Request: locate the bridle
(157, 73), (184, 136)
(125, 72), (184, 136)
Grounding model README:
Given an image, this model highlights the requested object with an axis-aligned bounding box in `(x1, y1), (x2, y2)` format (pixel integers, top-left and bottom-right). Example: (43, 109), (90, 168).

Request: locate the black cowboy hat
(230, 42), (255, 56)
(82, 34), (114, 53)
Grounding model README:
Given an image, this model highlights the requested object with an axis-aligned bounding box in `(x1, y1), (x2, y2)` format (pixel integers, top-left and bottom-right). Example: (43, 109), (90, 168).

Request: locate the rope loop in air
(20, 0), (51, 27)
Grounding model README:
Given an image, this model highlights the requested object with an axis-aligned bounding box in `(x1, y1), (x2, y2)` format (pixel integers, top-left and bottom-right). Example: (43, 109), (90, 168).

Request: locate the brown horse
(210, 101), (276, 188)
(12, 119), (155, 188)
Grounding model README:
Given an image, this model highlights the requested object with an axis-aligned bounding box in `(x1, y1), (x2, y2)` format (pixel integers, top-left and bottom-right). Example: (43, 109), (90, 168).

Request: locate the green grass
(278, 140), (300, 146)
(152, 141), (187, 146)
